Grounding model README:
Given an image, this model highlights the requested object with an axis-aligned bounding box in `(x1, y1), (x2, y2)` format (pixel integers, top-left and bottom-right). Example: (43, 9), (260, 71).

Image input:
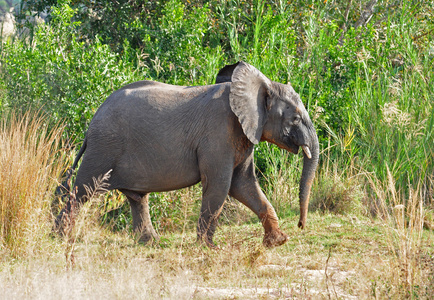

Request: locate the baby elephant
(55, 61), (319, 248)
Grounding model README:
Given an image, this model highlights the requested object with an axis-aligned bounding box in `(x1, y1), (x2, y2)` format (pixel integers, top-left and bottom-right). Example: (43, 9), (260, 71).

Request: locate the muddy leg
(229, 156), (289, 247)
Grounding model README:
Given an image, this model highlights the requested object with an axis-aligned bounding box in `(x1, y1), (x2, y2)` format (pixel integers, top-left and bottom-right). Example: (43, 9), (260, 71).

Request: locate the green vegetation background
(1, 0), (433, 230)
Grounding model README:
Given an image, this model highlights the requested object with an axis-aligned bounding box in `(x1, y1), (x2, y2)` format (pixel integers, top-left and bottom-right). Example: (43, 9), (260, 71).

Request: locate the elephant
(55, 61), (319, 248)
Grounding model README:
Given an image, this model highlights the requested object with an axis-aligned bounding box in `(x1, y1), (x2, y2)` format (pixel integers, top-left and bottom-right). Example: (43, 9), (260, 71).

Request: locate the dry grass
(0, 243), (199, 299)
(366, 165), (434, 298)
(0, 111), (68, 257)
(2, 210), (431, 299)
(311, 161), (366, 217)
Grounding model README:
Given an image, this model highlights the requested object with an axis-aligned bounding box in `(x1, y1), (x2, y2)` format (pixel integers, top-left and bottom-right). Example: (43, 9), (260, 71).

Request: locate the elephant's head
(217, 61), (319, 229)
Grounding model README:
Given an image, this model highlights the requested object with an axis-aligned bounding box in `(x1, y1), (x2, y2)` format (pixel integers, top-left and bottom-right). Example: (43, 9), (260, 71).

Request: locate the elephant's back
(93, 81), (231, 125)
(86, 80), (231, 154)
(98, 80), (216, 115)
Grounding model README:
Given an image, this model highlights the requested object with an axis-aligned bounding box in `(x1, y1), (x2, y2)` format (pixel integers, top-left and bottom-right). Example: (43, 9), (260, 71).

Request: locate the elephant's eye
(293, 115), (301, 124)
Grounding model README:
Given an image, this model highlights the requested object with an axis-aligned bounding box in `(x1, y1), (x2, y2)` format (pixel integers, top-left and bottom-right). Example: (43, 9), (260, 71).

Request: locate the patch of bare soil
(190, 264), (358, 299)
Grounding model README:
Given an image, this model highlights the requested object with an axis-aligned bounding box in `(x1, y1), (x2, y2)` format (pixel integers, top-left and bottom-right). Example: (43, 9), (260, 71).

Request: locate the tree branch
(412, 28), (434, 42)
(338, 0), (378, 47)
(354, 0), (378, 29)
(338, 0), (353, 46)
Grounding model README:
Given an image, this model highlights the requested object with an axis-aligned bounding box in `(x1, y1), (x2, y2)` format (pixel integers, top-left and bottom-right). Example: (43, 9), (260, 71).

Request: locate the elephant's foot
(196, 232), (219, 249)
(136, 228), (160, 245)
(197, 239), (218, 249)
(263, 229), (289, 248)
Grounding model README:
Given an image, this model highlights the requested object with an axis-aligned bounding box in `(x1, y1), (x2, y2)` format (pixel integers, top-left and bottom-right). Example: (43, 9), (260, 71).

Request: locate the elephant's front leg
(120, 190), (159, 244)
(229, 156), (289, 247)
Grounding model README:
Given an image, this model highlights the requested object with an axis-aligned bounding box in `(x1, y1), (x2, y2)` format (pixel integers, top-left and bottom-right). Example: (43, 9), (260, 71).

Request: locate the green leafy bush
(141, 0), (222, 85)
(1, 3), (142, 140)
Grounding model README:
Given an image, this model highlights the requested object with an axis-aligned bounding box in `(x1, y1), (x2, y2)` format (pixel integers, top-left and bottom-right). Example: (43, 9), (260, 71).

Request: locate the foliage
(0, 0), (19, 13)
(141, 0), (222, 84)
(1, 2), (141, 141)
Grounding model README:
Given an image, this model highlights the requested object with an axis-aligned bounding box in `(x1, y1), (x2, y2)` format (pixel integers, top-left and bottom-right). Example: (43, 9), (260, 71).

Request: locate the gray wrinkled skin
(55, 62), (319, 248)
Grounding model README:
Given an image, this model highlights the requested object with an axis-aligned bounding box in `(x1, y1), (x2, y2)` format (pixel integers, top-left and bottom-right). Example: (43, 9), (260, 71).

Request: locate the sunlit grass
(1, 206), (432, 299)
(366, 166), (433, 298)
(0, 111), (68, 257)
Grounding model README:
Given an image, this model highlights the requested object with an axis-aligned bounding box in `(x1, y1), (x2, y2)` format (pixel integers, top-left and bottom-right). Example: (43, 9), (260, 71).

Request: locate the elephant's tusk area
(302, 146), (312, 159)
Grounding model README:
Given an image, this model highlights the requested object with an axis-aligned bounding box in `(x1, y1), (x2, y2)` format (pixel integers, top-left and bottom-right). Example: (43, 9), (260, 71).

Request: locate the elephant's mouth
(280, 136), (300, 155)
(286, 143), (299, 155)
(283, 140), (312, 159)
(265, 135), (311, 158)
(282, 133), (312, 159)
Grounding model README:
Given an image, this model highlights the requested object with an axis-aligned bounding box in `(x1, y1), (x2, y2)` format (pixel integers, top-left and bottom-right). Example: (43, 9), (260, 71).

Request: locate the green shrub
(310, 166), (365, 216)
(1, 3), (142, 141)
(141, 0), (222, 85)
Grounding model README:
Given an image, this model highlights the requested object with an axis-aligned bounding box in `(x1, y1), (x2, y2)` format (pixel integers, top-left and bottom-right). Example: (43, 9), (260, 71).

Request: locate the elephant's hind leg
(120, 189), (159, 245)
(197, 165), (233, 248)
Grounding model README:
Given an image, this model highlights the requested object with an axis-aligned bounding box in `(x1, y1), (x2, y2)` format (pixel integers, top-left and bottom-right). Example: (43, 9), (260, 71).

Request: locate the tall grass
(0, 112), (67, 257)
(367, 165), (432, 298)
(350, 35), (434, 198)
(255, 142), (302, 219)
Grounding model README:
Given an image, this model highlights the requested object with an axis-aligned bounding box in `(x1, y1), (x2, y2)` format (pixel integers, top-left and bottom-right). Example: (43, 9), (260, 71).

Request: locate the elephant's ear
(215, 62), (241, 83)
(229, 61), (272, 144)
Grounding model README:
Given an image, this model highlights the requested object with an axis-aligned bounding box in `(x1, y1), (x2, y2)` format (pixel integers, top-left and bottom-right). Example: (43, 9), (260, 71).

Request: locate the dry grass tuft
(0, 111), (67, 257)
(63, 170), (112, 268)
(311, 158), (365, 217)
(367, 164), (433, 298)
(312, 173), (365, 216)
(382, 101), (412, 128)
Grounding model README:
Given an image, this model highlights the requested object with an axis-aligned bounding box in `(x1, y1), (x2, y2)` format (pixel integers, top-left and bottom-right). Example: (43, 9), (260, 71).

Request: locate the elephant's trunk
(298, 126), (319, 229)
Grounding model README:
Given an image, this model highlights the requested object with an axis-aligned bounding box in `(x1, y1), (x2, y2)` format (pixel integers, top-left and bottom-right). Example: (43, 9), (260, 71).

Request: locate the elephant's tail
(55, 137), (88, 198)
